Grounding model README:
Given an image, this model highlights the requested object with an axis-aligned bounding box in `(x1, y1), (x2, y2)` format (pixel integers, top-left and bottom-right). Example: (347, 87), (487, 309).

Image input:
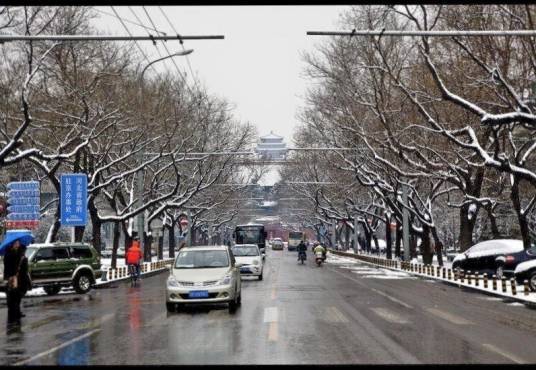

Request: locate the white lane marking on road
(263, 307), (278, 323)
(482, 343), (526, 364)
(324, 306), (349, 323)
(370, 288), (414, 309)
(426, 308), (473, 325)
(371, 307), (410, 324)
(14, 329), (101, 365)
(330, 267), (414, 309)
(268, 322), (278, 342)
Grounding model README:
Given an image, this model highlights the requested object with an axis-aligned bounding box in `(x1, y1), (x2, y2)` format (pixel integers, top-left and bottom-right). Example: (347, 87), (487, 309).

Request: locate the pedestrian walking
(1, 231), (34, 323)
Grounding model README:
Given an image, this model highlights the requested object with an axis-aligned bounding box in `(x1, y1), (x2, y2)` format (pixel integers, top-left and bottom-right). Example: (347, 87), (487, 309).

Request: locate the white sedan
(231, 244), (264, 280)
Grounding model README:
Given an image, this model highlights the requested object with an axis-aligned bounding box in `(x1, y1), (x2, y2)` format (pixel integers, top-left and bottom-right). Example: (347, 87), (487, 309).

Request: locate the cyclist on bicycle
(126, 237), (143, 282)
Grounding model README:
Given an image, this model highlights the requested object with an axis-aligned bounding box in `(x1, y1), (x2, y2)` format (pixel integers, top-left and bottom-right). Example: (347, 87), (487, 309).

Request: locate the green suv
(1, 243), (103, 295)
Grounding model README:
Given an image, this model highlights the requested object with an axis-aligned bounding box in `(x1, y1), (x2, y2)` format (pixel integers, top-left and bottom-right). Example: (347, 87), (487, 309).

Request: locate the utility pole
(137, 50), (193, 262)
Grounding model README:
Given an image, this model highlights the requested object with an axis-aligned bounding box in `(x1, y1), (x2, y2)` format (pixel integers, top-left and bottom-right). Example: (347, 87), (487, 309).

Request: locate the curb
(328, 249), (536, 307)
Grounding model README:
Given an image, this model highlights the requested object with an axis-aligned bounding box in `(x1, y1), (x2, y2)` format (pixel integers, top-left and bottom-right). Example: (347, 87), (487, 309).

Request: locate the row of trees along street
(281, 5), (536, 265)
(0, 6), (261, 268)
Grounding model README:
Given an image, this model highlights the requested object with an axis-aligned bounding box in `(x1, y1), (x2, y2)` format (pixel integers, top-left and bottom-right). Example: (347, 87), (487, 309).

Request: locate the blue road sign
(60, 174), (88, 226)
(6, 181), (40, 230)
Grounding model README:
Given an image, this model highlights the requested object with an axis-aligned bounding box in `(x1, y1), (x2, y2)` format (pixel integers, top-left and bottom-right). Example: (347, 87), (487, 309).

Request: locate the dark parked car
(451, 239), (524, 278)
(0, 242), (103, 295)
(511, 246), (536, 291)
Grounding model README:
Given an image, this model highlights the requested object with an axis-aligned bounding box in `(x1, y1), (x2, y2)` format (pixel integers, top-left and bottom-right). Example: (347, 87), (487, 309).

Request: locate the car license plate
(240, 267), (250, 273)
(189, 290), (209, 298)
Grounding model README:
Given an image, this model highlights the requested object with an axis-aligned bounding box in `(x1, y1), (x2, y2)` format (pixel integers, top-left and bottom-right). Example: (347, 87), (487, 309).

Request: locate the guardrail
(99, 258), (174, 283)
(328, 249), (536, 304)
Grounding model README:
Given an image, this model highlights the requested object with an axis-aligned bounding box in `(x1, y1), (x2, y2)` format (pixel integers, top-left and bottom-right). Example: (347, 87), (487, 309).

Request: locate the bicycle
(128, 263), (140, 287)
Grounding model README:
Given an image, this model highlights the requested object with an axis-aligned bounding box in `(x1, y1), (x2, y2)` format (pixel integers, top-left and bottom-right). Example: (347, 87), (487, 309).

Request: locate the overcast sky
(92, 6), (351, 185)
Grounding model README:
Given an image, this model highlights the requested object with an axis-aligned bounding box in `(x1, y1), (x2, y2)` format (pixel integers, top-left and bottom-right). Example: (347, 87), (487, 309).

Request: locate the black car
(509, 246), (536, 291)
(451, 239), (524, 278)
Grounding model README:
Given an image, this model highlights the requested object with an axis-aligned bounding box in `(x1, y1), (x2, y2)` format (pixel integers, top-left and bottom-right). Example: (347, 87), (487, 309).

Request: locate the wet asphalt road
(2, 249), (536, 365)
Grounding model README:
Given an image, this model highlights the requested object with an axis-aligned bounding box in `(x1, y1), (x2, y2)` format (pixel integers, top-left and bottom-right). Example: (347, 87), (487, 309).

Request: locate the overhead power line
(141, 6), (188, 86)
(307, 30), (536, 37)
(92, 7), (166, 35)
(158, 5), (200, 90)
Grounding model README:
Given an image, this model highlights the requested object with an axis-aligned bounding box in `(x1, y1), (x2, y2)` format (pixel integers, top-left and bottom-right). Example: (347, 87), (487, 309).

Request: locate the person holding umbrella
(1, 231), (34, 322)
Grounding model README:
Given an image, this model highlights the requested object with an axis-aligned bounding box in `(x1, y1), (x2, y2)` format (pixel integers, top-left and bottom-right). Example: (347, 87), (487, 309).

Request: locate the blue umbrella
(0, 230), (34, 256)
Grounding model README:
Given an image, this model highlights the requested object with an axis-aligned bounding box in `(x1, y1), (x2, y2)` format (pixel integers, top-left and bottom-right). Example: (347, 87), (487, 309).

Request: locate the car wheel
(44, 286), (61, 296)
(73, 272), (93, 294)
(258, 272), (263, 281)
(166, 302), (176, 312)
(237, 291), (242, 306)
(496, 264), (504, 279)
(528, 271), (536, 292)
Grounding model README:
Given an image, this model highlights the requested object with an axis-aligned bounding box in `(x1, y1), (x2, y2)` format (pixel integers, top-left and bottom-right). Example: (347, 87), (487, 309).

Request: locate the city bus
(233, 224), (267, 256)
(288, 231), (304, 251)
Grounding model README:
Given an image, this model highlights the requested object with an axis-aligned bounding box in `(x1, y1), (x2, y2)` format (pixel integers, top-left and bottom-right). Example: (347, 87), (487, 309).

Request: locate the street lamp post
(137, 49), (193, 262)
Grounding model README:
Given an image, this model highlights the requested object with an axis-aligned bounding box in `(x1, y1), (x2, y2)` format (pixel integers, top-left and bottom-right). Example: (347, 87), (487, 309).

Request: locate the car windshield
(175, 250), (229, 269)
(25, 247), (37, 259)
(231, 246), (259, 256)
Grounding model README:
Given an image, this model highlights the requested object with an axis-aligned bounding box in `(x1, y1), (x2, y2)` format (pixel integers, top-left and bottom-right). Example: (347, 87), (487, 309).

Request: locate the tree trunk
(363, 223), (372, 253)
(485, 205), (502, 239)
(458, 205), (476, 252)
(144, 231), (152, 261)
(410, 234), (417, 259)
(511, 176), (532, 249)
(431, 227), (444, 267)
(372, 234), (380, 255)
(122, 221), (131, 251)
(344, 223), (350, 250)
(111, 221), (120, 269)
(158, 233), (164, 260)
(385, 214), (392, 259)
(46, 203), (62, 243)
(395, 219), (402, 258)
(89, 199), (102, 255)
(421, 224), (433, 265)
(74, 226), (85, 243)
(168, 224), (175, 259)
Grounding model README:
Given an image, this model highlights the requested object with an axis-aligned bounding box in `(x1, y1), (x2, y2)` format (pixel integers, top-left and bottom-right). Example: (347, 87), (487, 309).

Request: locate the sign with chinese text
(6, 181), (40, 230)
(60, 174), (87, 226)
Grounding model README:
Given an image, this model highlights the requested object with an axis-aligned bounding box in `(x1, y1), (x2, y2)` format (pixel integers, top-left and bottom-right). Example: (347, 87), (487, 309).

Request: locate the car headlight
(218, 274), (232, 285)
(252, 259), (259, 265)
(167, 275), (179, 287)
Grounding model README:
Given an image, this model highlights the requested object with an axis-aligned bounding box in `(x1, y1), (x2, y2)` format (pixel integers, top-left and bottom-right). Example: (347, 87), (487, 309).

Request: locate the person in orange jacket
(126, 237), (143, 281)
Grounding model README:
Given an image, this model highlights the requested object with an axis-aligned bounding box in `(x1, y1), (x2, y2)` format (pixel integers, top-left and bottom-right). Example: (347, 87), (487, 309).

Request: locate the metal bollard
(467, 271), (471, 284)
(475, 274), (479, 287)
(442, 267), (446, 279)
(492, 275), (497, 290)
(501, 277), (507, 293)
(460, 270), (465, 284)
(511, 279), (517, 295)
(484, 274), (488, 289)
(447, 268), (452, 280)
(524, 280), (530, 296)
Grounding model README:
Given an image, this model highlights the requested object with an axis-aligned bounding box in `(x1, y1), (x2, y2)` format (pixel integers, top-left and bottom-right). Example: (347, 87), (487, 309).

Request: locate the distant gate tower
(256, 131), (287, 160)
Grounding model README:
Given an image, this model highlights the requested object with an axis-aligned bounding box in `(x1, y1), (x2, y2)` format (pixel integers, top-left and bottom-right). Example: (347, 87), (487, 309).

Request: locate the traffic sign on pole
(6, 181), (40, 230)
(60, 174), (88, 226)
